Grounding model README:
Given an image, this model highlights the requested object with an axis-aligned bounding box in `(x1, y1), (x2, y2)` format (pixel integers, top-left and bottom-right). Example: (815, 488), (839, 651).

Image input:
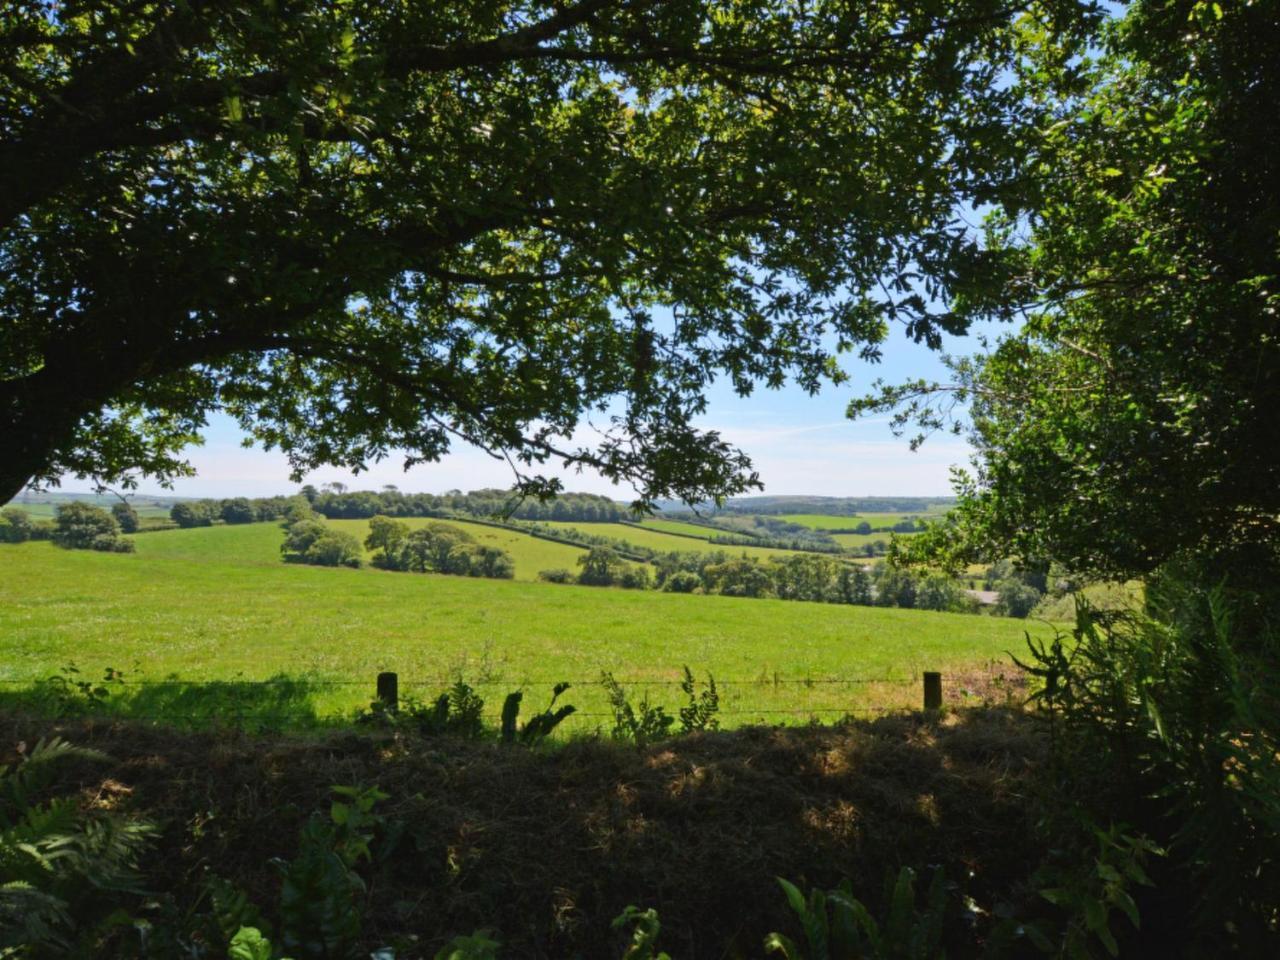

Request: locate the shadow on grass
(0, 670), (352, 731)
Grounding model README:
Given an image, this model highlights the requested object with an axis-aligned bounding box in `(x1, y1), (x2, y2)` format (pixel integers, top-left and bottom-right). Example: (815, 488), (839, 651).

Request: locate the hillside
(0, 525), (1041, 728)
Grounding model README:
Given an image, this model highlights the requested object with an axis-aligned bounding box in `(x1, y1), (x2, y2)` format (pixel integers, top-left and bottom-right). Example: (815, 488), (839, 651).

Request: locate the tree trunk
(0, 372), (95, 504)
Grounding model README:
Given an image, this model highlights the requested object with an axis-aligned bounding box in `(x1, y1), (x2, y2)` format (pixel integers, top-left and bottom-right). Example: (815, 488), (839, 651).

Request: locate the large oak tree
(0, 0), (1095, 506)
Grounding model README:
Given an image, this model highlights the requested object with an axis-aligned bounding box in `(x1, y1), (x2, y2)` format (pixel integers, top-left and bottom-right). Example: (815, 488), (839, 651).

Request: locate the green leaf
(228, 926), (273, 960)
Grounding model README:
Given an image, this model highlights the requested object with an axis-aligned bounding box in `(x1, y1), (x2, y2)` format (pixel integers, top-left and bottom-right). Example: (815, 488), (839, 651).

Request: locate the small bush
(50, 502), (134, 553)
(538, 568), (574, 584)
(0, 507), (33, 542)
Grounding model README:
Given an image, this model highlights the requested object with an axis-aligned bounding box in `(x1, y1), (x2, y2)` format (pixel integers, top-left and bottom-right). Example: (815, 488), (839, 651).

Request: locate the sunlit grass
(0, 526), (1045, 729)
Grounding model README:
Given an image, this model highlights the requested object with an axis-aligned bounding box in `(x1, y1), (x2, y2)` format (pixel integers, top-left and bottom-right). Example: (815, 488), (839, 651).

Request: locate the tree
(219, 497), (257, 524)
(110, 501), (140, 533)
(856, 1), (1280, 588)
(0, 506), (33, 543)
(51, 502), (134, 553)
(576, 547), (627, 587)
(0, 0), (1098, 507)
(365, 515), (409, 567)
(170, 501), (213, 528)
(995, 578), (1041, 619)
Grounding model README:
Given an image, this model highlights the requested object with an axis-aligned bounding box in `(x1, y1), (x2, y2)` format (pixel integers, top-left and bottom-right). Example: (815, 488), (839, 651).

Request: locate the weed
(499, 683), (576, 745)
(600, 673), (674, 746)
(764, 868), (948, 960)
(677, 666), (719, 733)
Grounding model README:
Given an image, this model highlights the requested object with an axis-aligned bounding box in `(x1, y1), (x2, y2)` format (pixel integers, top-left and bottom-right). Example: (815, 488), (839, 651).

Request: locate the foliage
(0, 0), (1102, 507)
(273, 785), (392, 960)
(280, 518), (363, 569)
(433, 931), (501, 960)
(378, 522), (515, 580)
(764, 869), (948, 960)
(499, 683), (576, 745)
(855, 0), (1280, 588)
(0, 737), (157, 956)
(1014, 584), (1280, 951)
(220, 498), (258, 525)
(995, 579), (1043, 619)
(999, 822), (1162, 960)
(110, 501), (139, 534)
(0, 507), (32, 543)
(612, 906), (672, 960)
(170, 501), (214, 529)
(677, 667), (720, 733)
(577, 547), (629, 587)
(537, 568), (574, 584)
(601, 673), (674, 746)
(50, 502), (133, 553)
(365, 515), (409, 568)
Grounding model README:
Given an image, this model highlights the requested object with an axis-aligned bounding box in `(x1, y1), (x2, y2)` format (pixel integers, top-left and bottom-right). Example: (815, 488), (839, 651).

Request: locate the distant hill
(653, 495), (956, 516)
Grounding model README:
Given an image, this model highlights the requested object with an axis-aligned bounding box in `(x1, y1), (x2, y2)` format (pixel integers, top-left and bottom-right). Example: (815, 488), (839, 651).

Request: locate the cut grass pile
(0, 526), (1044, 728)
(0, 706), (1045, 958)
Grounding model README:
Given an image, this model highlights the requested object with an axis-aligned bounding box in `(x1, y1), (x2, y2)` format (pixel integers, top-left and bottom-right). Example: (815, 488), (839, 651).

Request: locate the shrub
(0, 507), (32, 543)
(601, 672), (674, 746)
(110, 501), (140, 533)
(1015, 582), (1280, 950)
(219, 497), (257, 524)
(170, 500), (213, 528)
(365, 514), (408, 567)
(577, 547), (627, 586)
(661, 570), (701, 593)
(996, 578), (1042, 618)
(538, 568), (574, 584)
(51, 502), (134, 552)
(304, 530), (363, 568)
(618, 564), (652, 590)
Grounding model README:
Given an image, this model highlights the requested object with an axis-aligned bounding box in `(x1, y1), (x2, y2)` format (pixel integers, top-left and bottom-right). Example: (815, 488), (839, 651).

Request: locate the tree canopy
(855, 0), (1280, 584)
(1, 0), (1097, 507)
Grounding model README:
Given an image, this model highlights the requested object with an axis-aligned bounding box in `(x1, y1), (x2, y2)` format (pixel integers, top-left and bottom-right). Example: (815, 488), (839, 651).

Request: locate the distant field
(6, 500), (174, 519)
(829, 531), (899, 550)
(635, 518), (719, 539)
(539, 520), (812, 561)
(327, 517), (587, 581)
(777, 512), (933, 530)
(0, 526), (1043, 729)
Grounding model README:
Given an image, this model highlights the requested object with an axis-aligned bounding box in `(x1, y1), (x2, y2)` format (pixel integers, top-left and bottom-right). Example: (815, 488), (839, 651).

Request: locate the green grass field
(0, 524), (1042, 729)
(6, 500), (174, 519)
(540, 520), (811, 561)
(634, 518), (720, 539)
(327, 517), (587, 581)
(777, 511), (946, 530)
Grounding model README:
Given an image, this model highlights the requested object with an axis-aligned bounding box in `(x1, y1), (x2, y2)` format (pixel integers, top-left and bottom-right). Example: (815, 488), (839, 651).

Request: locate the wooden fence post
(377, 671), (399, 713)
(923, 671), (942, 712)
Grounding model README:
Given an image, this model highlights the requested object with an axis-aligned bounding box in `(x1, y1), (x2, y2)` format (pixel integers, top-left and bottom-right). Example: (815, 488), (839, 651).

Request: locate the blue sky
(117, 320), (998, 501)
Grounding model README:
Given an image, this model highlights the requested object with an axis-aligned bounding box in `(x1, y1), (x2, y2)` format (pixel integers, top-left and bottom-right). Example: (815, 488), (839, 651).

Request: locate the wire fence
(0, 664), (1031, 730)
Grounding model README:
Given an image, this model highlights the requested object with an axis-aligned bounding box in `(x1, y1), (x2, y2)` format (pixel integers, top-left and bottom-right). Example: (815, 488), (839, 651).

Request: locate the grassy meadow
(539, 520), (812, 561)
(0, 523), (1042, 729)
(777, 510), (947, 530)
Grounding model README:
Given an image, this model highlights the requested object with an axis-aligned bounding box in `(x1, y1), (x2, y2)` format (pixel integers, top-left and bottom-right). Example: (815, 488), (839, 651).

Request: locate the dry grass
(2, 706), (1047, 958)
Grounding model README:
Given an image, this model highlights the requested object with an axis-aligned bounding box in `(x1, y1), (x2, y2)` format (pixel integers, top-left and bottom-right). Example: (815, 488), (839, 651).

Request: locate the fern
(0, 737), (156, 956)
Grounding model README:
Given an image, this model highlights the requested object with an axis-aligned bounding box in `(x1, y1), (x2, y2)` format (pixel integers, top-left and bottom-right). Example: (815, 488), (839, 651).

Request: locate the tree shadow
(0, 672), (340, 730)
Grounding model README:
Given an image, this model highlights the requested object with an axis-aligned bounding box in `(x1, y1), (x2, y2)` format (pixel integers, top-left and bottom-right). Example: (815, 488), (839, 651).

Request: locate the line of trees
(304, 486), (627, 523)
(536, 546), (1031, 616)
(364, 517), (515, 580)
(0, 504), (134, 553)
